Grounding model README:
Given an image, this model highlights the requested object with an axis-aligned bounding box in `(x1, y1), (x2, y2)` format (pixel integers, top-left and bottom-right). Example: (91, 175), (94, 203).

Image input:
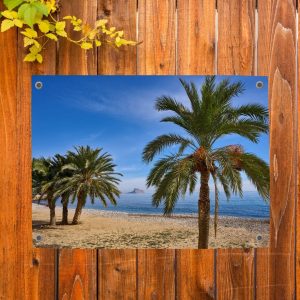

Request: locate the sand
(32, 203), (269, 249)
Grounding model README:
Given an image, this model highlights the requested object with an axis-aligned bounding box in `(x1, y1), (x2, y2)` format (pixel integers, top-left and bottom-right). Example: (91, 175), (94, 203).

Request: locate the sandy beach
(32, 203), (269, 248)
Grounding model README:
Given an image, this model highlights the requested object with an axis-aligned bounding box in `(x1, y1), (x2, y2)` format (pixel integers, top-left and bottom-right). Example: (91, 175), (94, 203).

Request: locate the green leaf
(18, 3), (29, 19)
(1, 19), (14, 32)
(23, 5), (37, 28)
(4, 0), (24, 11)
(45, 33), (57, 41)
(24, 52), (36, 62)
(32, 2), (48, 17)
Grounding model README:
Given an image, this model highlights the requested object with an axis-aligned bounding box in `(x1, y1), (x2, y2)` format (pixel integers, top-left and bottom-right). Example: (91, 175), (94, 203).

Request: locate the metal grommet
(256, 235), (262, 241)
(256, 81), (264, 89)
(35, 81), (43, 90)
(36, 235), (42, 241)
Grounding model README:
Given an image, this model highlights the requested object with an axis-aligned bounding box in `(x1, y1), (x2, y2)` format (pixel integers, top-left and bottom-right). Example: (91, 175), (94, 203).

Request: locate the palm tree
(32, 157), (59, 226)
(58, 146), (122, 225)
(51, 154), (73, 225)
(142, 76), (269, 249)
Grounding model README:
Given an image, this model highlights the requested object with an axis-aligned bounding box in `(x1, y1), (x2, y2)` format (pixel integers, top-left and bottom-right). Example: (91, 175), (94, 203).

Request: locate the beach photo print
(32, 75), (269, 249)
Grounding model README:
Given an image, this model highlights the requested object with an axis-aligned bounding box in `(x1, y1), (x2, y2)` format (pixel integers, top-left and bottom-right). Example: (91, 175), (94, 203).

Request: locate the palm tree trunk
(72, 194), (84, 225)
(61, 194), (69, 225)
(198, 170), (210, 249)
(48, 198), (56, 226)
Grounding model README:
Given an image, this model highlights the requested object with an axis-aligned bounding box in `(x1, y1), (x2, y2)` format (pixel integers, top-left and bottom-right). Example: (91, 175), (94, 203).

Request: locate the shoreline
(33, 202), (270, 222)
(32, 203), (269, 249)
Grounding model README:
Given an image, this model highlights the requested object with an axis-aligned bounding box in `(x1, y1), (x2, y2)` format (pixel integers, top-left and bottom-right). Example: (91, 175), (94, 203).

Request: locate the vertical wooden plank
(17, 21), (56, 299)
(217, 0), (256, 75)
(31, 248), (56, 300)
(137, 249), (175, 299)
(177, 0), (216, 74)
(58, 0), (98, 74)
(0, 15), (20, 299)
(97, 0), (137, 74)
(59, 249), (97, 299)
(256, 248), (270, 300)
(259, 0), (296, 299)
(137, 0), (176, 74)
(216, 249), (254, 300)
(176, 249), (214, 300)
(98, 249), (136, 300)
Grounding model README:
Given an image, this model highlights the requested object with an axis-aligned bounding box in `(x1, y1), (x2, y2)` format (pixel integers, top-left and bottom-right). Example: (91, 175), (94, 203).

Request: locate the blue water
(56, 191), (269, 219)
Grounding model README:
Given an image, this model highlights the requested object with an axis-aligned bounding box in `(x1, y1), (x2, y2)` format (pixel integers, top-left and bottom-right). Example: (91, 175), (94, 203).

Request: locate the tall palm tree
(142, 76), (269, 249)
(32, 157), (59, 226)
(59, 146), (122, 225)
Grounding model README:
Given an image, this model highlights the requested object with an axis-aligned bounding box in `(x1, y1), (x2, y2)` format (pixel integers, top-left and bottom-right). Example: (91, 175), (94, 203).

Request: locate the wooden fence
(0, 0), (298, 299)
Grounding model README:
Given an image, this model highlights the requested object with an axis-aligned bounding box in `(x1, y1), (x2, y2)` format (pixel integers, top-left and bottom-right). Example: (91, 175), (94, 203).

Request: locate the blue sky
(32, 75), (269, 193)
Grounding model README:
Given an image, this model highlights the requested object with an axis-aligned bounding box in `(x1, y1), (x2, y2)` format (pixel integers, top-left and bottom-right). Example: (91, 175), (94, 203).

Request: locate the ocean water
(57, 191), (269, 219)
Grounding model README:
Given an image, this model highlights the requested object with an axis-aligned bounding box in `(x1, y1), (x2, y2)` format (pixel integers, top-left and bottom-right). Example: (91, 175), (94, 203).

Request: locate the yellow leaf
(95, 19), (107, 28)
(117, 30), (124, 37)
(109, 27), (115, 32)
(24, 37), (35, 47)
(1, 19), (15, 32)
(33, 40), (41, 48)
(49, 24), (55, 32)
(63, 16), (73, 20)
(45, 33), (57, 41)
(29, 45), (41, 55)
(36, 54), (43, 63)
(38, 21), (49, 33)
(73, 26), (81, 31)
(13, 19), (23, 28)
(55, 21), (66, 31)
(21, 28), (38, 38)
(24, 53), (36, 62)
(81, 42), (93, 50)
(95, 39), (101, 47)
(88, 31), (96, 39)
(56, 30), (67, 37)
(1, 10), (14, 20)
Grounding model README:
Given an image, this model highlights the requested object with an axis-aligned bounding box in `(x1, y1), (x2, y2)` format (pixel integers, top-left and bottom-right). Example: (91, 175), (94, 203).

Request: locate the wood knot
(159, 63), (164, 69)
(103, 8), (111, 16)
(115, 266), (121, 272)
(279, 112), (284, 124)
(32, 258), (39, 266)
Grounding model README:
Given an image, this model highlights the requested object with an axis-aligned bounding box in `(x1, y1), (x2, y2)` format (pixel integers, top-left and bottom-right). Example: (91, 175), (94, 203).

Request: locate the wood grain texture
(0, 19), (20, 300)
(98, 249), (136, 300)
(176, 249), (214, 300)
(217, 0), (256, 75)
(216, 249), (254, 300)
(266, 1), (296, 299)
(31, 248), (56, 300)
(137, 249), (175, 299)
(137, 0), (176, 74)
(177, 0), (215, 75)
(297, 7), (300, 300)
(98, 0), (137, 74)
(58, 249), (97, 300)
(58, 0), (98, 74)
(256, 248), (270, 300)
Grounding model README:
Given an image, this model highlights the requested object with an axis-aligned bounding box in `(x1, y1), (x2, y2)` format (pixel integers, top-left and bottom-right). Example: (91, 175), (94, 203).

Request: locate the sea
(54, 191), (269, 219)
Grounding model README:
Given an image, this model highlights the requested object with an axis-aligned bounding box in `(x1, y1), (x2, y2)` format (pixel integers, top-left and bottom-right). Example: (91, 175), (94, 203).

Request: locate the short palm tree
(59, 146), (122, 225)
(142, 76), (269, 249)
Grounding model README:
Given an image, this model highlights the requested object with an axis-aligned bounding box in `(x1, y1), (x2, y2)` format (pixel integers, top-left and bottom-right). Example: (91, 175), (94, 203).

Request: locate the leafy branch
(1, 0), (137, 63)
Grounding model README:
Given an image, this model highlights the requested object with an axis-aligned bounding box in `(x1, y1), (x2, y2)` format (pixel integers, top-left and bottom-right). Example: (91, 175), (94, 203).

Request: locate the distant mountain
(128, 188), (145, 194)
